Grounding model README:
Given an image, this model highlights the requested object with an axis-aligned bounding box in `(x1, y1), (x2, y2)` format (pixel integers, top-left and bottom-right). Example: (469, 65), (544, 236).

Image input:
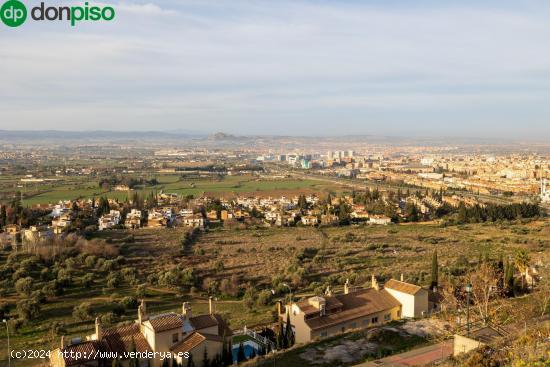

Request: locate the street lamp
(282, 283), (292, 305)
(3, 319), (10, 367)
(465, 283), (472, 336)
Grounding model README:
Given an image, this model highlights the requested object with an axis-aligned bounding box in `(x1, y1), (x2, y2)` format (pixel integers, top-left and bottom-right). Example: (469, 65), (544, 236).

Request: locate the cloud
(1, 0), (550, 137)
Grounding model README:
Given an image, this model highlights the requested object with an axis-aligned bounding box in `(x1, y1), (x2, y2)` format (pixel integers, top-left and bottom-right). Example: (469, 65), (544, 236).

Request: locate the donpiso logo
(1, 0), (27, 27)
(1, 0), (115, 27)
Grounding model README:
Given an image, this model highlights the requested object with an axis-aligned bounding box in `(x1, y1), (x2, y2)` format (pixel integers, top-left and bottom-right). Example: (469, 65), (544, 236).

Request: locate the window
(341, 326), (345, 333)
(320, 331), (328, 337)
(371, 317), (378, 324)
(363, 319), (369, 325)
(384, 314), (391, 321)
(172, 333), (179, 343)
(397, 310), (401, 318)
(350, 322), (357, 329)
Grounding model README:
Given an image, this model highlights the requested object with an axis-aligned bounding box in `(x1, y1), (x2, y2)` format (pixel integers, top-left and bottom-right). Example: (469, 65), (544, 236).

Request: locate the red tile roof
(384, 279), (423, 295)
(170, 332), (223, 354)
(147, 313), (184, 333)
(302, 288), (401, 331)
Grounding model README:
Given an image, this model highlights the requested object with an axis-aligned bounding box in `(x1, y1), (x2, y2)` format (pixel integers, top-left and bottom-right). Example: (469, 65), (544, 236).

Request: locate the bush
(82, 273), (94, 287)
(119, 296), (138, 310)
(42, 280), (62, 297)
(15, 277), (34, 296)
(256, 289), (273, 306)
(106, 272), (121, 288)
(84, 255), (97, 268)
(73, 302), (93, 321)
(100, 312), (119, 326)
(16, 298), (40, 321)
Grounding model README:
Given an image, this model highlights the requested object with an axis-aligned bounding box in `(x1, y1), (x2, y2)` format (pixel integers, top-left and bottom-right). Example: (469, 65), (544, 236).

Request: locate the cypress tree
(237, 343), (246, 363)
(202, 347), (209, 367)
(285, 311), (294, 347)
(186, 354), (195, 367)
(430, 249), (438, 290)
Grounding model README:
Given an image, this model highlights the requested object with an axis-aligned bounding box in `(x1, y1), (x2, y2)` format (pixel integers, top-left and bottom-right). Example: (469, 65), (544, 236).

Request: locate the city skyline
(2, 0), (550, 138)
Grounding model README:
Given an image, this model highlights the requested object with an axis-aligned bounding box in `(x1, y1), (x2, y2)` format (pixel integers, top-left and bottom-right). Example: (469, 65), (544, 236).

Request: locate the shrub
(16, 298), (40, 321)
(119, 296), (138, 310)
(256, 290), (273, 306)
(73, 302), (93, 321)
(15, 277), (34, 296)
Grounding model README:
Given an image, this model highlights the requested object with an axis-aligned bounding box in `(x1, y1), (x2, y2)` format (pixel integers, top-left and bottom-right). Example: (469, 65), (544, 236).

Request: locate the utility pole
(465, 283), (472, 336)
(3, 319), (10, 367)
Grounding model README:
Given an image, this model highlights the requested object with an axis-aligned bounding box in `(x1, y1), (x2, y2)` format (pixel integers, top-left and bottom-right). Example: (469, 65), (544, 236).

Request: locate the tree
(285, 311), (294, 348)
(467, 263), (503, 325)
(16, 298), (40, 321)
(236, 343), (246, 363)
(128, 339), (139, 367)
(405, 202), (419, 222)
(15, 277), (34, 296)
(72, 302), (93, 321)
(276, 317), (285, 349)
(430, 250), (438, 291)
(504, 259), (515, 297)
(186, 354), (195, 367)
(0, 205), (7, 227)
(202, 347), (209, 367)
(112, 359), (122, 367)
(221, 332), (233, 366)
(514, 249), (530, 289)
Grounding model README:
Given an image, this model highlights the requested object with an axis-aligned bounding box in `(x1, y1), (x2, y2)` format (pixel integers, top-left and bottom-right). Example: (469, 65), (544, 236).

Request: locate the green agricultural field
(17, 175), (337, 206)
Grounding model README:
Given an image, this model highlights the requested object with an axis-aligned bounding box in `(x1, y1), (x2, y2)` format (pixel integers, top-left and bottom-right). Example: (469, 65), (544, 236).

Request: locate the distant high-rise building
(347, 150), (354, 158)
(541, 178), (550, 203)
(327, 151), (333, 160)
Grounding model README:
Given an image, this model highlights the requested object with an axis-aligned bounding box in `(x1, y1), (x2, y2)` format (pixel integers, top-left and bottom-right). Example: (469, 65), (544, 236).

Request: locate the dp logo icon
(1, 0), (27, 27)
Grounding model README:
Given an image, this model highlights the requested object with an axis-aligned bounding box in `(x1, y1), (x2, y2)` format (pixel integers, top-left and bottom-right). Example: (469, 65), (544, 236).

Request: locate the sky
(1, 0), (550, 138)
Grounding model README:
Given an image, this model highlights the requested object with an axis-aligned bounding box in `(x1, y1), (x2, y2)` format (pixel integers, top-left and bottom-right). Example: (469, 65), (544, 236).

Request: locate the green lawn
(19, 175), (336, 206)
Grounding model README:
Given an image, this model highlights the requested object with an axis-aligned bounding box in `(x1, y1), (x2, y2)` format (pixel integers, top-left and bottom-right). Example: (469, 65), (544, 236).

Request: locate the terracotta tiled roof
(60, 341), (103, 366)
(296, 297), (343, 316)
(102, 323), (151, 354)
(384, 279), (423, 295)
(188, 313), (233, 336)
(147, 313), (184, 332)
(170, 332), (223, 354)
(303, 288), (401, 331)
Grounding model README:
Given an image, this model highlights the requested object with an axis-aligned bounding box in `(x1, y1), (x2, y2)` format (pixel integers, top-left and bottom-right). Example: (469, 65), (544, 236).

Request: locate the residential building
(280, 276), (429, 344)
(384, 279), (429, 318)
(125, 209), (142, 229)
(50, 299), (231, 367)
(98, 210), (121, 231)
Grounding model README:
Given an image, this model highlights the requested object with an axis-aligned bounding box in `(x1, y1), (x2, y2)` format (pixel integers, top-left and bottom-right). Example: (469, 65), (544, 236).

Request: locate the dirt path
(355, 341), (453, 367)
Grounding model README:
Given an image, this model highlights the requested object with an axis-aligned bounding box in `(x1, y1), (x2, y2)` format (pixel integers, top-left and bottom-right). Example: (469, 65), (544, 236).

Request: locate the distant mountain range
(0, 130), (541, 147)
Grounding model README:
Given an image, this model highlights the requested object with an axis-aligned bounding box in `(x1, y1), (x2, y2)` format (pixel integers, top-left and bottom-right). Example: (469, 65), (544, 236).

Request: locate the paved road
(355, 341), (453, 367)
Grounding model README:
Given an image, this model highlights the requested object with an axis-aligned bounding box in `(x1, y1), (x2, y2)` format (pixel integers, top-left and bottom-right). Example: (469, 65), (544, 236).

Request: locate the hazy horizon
(2, 0), (550, 139)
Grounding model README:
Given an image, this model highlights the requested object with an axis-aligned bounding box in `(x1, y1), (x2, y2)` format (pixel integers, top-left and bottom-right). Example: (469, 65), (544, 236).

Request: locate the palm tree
(514, 249), (530, 289)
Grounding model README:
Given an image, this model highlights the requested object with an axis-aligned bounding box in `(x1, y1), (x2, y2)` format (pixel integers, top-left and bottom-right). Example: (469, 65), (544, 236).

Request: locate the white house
(384, 279), (429, 318)
(98, 210), (121, 231)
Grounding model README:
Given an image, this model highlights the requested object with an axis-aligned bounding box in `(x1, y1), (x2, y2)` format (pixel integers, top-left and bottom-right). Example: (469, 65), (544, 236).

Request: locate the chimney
(95, 317), (102, 341)
(138, 305), (143, 324)
(60, 335), (65, 349)
(400, 273), (404, 282)
(209, 297), (214, 314)
(277, 301), (282, 316)
(371, 275), (379, 291)
(140, 299), (147, 316)
(344, 279), (350, 295)
(182, 302), (192, 319)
